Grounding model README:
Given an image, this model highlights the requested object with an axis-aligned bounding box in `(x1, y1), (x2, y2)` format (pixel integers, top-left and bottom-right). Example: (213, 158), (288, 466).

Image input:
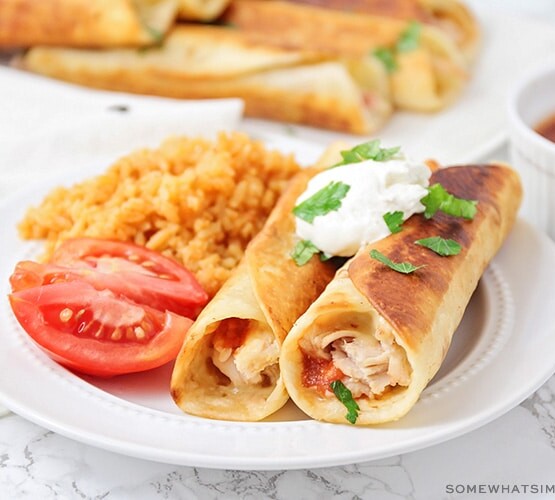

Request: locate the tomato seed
(125, 327), (135, 340)
(158, 273), (173, 280)
(111, 328), (123, 341)
(59, 308), (73, 322)
(75, 309), (86, 320)
(128, 253), (141, 262)
(94, 325), (104, 338)
(134, 326), (146, 340)
(142, 260), (155, 268)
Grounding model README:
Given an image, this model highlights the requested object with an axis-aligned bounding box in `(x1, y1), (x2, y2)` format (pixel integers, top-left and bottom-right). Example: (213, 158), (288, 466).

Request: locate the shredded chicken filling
(211, 319), (280, 387)
(301, 321), (411, 399)
(330, 327), (410, 398)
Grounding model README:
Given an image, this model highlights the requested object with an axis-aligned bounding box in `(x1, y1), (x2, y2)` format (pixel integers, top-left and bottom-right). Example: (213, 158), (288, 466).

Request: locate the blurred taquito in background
(21, 26), (392, 134)
(5, 0), (479, 132)
(0, 0), (179, 47)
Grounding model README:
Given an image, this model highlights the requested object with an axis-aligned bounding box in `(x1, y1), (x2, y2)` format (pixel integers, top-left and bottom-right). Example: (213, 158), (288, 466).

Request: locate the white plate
(243, 9), (555, 165)
(1, 135), (555, 470)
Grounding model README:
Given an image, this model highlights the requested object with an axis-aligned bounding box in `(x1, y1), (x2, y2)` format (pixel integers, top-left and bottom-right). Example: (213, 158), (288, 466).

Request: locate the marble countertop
(2, 2), (555, 499)
(1, 376), (554, 499)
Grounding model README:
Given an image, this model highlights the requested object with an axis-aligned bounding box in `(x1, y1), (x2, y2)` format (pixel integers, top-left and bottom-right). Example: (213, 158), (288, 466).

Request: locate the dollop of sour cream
(294, 157), (431, 257)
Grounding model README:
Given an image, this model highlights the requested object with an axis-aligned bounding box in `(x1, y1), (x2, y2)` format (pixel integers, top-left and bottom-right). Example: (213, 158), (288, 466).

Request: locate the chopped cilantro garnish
(373, 21), (421, 72)
(333, 139), (401, 167)
(420, 183), (478, 220)
(144, 24), (164, 44)
(291, 240), (321, 266)
(415, 236), (462, 256)
(373, 47), (397, 73)
(396, 21), (422, 52)
(293, 181), (350, 223)
(330, 380), (360, 424)
(383, 211), (404, 234)
(370, 249), (424, 274)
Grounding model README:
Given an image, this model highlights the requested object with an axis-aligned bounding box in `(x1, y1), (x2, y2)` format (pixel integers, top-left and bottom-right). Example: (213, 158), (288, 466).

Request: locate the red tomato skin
(51, 237), (209, 305)
(9, 282), (193, 377)
(10, 260), (204, 318)
(52, 238), (204, 286)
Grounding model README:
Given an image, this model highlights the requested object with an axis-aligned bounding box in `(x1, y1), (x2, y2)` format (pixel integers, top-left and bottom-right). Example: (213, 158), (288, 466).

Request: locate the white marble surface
(0, 378), (554, 499)
(2, 2), (555, 499)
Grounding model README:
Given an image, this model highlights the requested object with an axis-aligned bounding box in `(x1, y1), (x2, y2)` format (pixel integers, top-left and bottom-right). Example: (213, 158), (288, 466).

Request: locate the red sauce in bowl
(535, 113), (555, 143)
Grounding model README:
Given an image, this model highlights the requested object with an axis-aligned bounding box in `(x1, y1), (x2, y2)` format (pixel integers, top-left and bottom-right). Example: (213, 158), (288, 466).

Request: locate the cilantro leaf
(291, 240), (321, 266)
(373, 47), (397, 72)
(383, 211), (404, 234)
(415, 236), (462, 256)
(420, 183), (444, 219)
(445, 195), (478, 219)
(330, 380), (360, 424)
(143, 24), (164, 44)
(396, 21), (422, 52)
(373, 146), (402, 161)
(293, 181), (350, 223)
(374, 22), (421, 72)
(333, 139), (401, 167)
(370, 249), (425, 274)
(420, 183), (478, 220)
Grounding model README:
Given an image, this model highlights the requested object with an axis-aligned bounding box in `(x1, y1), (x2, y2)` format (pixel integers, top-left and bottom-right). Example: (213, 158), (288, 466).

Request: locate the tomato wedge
(8, 238), (207, 377)
(18, 238), (209, 318)
(10, 259), (204, 319)
(9, 281), (192, 377)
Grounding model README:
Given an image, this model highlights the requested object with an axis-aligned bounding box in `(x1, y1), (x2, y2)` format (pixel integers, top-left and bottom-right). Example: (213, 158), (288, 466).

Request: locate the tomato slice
(10, 259), (204, 319)
(9, 281), (192, 377)
(30, 238), (208, 318)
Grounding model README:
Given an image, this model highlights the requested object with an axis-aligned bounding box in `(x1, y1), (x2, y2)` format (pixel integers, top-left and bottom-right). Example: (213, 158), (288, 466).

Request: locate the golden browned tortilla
(280, 164), (522, 425)
(170, 166), (338, 421)
(21, 25), (392, 134)
(223, 0), (472, 111)
(176, 0), (230, 20)
(0, 0), (178, 48)
(286, 0), (435, 20)
(283, 0), (480, 63)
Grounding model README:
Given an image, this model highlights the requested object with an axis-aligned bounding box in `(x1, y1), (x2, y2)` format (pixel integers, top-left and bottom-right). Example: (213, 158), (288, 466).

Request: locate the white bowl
(507, 60), (555, 240)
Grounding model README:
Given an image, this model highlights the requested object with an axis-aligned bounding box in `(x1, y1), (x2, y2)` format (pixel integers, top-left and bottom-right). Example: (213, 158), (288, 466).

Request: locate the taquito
(223, 0), (470, 111)
(283, 0), (480, 64)
(418, 0), (480, 63)
(0, 0), (178, 48)
(21, 26), (392, 134)
(280, 164), (522, 425)
(170, 166), (338, 421)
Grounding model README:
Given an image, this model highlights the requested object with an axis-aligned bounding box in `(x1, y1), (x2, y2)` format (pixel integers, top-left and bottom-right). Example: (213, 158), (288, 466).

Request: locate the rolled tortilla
(283, 0), (480, 64)
(21, 25), (391, 134)
(170, 166), (338, 421)
(0, 0), (178, 48)
(280, 164), (522, 425)
(223, 0), (470, 111)
(418, 0), (480, 64)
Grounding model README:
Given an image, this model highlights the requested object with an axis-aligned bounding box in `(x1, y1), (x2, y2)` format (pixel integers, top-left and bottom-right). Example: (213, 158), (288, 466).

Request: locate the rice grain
(18, 132), (300, 297)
